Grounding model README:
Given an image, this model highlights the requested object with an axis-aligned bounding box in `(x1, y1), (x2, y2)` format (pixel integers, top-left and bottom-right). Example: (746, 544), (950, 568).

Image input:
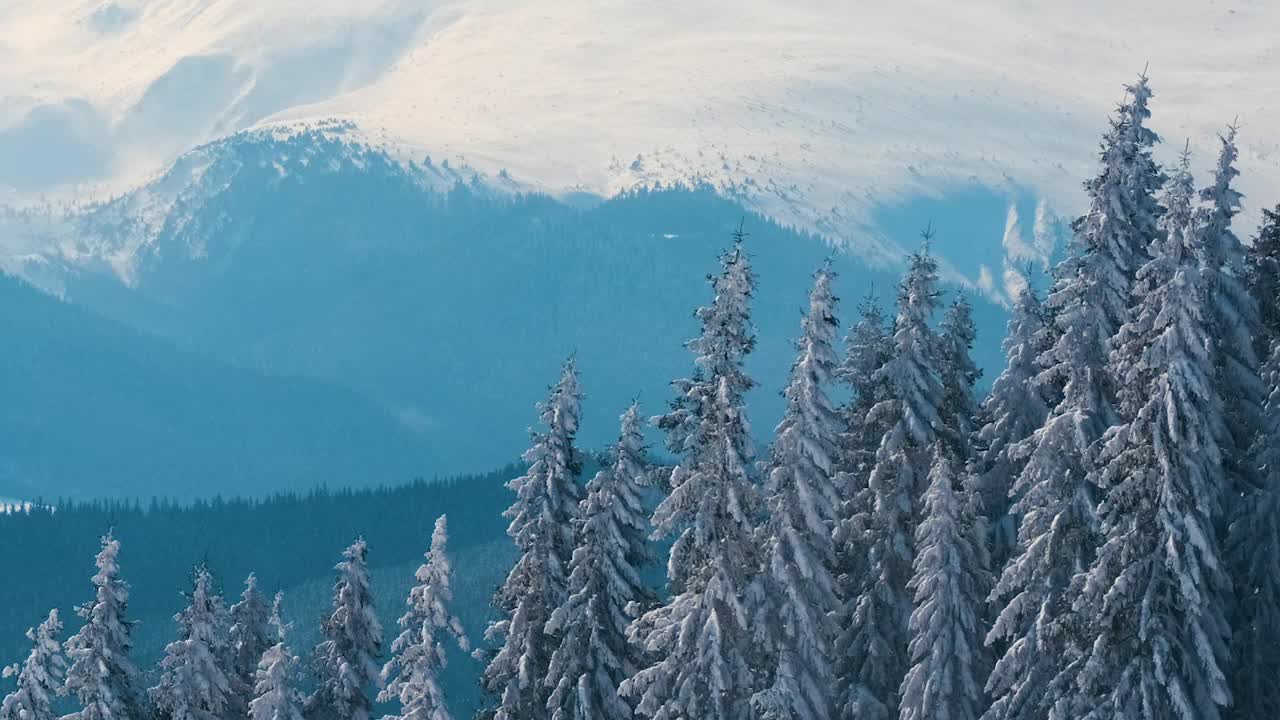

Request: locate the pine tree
(545, 404), (653, 720)
(1198, 126), (1264, 510)
(832, 291), (892, 717)
(1071, 147), (1231, 720)
(0, 610), (65, 720)
(973, 281), (1052, 568)
(307, 539), (383, 720)
(150, 566), (237, 720)
(899, 446), (990, 720)
(1224, 340), (1280, 719)
(63, 532), (143, 720)
(621, 232), (763, 720)
(249, 594), (305, 720)
(230, 575), (273, 705)
(938, 293), (981, 455)
(842, 242), (945, 720)
(983, 79), (1163, 720)
(481, 360), (583, 720)
(1245, 204), (1280, 357)
(750, 263), (843, 720)
(381, 515), (469, 720)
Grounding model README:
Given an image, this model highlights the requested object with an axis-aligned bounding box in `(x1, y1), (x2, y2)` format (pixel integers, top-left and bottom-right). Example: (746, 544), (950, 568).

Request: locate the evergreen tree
(750, 264), (842, 720)
(1245, 204), (1280, 357)
(1072, 148), (1231, 720)
(307, 540), (383, 720)
(0, 610), (65, 720)
(1198, 126), (1264, 509)
(983, 79), (1163, 720)
(842, 242), (945, 720)
(832, 291), (892, 717)
(973, 281), (1052, 567)
(938, 293), (981, 455)
(545, 404), (653, 720)
(150, 567), (237, 720)
(481, 360), (583, 720)
(899, 446), (990, 720)
(249, 594), (305, 720)
(381, 516), (469, 720)
(230, 575), (273, 699)
(63, 532), (143, 720)
(621, 232), (763, 720)
(1224, 340), (1280, 720)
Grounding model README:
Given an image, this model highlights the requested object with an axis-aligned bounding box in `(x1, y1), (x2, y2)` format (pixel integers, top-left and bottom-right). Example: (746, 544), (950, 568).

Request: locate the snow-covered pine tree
(481, 360), (583, 720)
(842, 242), (946, 720)
(983, 78), (1163, 720)
(832, 290), (892, 716)
(0, 610), (65, 720)
(972, 280), (1052, 568)
(1071, 146), (1232, 720)
(1245, 204), (1280, 356)
(620, 232), (763, 720)
(1224, 339), (1280, 720)
(150, 566), (237, 720)
(380, 515), (469, 720)
(306, 539), (383, 720)
(230, 574), (273, 708)
(899, 445), (990, 720)
(1198, 126), (1264, 516)
(62, 532), (143, 720)
(545, 403), (653, 720)
(749, 263), (843, 720)
(249, 594), (305, 720)
(938, 292), (981, 456)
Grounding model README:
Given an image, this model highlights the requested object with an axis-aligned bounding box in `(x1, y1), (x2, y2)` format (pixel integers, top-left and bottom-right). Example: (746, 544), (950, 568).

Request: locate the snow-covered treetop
(878, 244), (944, 447)
(0, 609), (65, 720)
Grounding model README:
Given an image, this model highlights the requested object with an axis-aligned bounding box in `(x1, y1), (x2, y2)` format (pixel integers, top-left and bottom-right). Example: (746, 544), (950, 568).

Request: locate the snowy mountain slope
(2, 0), (1276, 260)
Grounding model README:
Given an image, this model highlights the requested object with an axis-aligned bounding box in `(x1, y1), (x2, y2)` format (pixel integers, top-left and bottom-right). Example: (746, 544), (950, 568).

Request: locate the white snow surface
(2, 0), (1277, 258)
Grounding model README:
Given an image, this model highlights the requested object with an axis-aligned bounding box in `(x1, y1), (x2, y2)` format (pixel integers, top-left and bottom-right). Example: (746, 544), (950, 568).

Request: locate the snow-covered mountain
(3, 0), (1276, 262)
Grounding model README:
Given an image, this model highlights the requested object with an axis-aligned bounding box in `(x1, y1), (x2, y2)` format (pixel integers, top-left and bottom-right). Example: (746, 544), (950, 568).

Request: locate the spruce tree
(63, 532), (143, 720)
(1224, 340), (1280, 719)
(938, 293), (981, 455)
(983, 78), (1163, 720)
(545, 404), (653, 720)
(973, 281), (1052, 568)
(249, 594), (305, 720)
(899, 446), (990, 720)
(621, 233), (763, 720)
(1071, 148), (1231, 720)
(1245, 204), (1280, 356)
(1198, 126), (1264, 510)
(0, 610), (65, 720)
(229, 574), (272, 716)
(842, 243), (945, 720)
(307, 539), (383, 720)
(481, 360), (583, 720)
(150, 566), (237, 720)
(832, 291), (892, 717)
(381, 516), (469, 720)
(750, 263), (843, 720)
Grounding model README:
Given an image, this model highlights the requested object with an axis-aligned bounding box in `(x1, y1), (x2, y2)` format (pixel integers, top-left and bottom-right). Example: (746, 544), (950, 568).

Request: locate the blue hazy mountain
(0, 271), (439, 500)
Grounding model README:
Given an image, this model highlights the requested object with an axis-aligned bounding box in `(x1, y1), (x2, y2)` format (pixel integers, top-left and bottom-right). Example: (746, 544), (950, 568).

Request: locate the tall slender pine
(750, 263), (843, 720)
(1072, 147), (1231, 720)
(545, 404), (653, 720)
(249, 594), (305, 720)
(1, 610), (65, 720)
(63, 532), (143, 720)
(481, 360), (583, 720)
(381, 516), (469, 720)
(621, 232), (763, 720)
(307, 539), (383, 720)
(150, 566), (237, 720)
(230, 574), (273, 714)
(843, 242), (945, 720)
